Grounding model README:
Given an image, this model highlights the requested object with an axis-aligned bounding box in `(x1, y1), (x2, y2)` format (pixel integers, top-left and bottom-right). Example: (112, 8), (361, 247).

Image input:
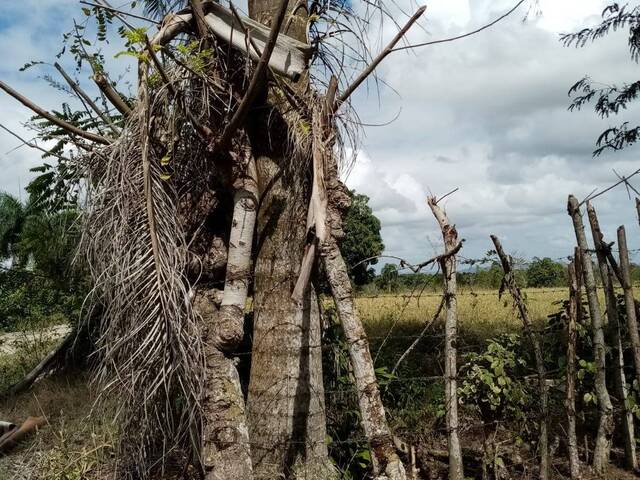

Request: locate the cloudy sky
(1, 1), (640, 267)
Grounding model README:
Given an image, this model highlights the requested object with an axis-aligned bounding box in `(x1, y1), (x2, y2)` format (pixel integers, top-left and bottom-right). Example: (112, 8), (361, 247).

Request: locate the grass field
(357, 287), (568, 343)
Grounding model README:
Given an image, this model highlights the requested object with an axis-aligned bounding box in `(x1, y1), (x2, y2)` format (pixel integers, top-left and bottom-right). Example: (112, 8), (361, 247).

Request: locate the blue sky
(1, 0), (639, 267)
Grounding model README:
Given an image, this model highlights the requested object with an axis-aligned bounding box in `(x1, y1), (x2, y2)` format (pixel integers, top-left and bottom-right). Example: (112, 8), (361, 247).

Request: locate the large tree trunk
(490, 235), (549, 480)
(246, 2), (331, 478)
(429, 198), (464, 480)
(587, 205), (636, 471)
(567, 195), (613, 474)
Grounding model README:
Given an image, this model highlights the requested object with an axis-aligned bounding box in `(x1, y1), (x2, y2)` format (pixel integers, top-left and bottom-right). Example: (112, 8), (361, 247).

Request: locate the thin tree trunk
(490, 235), (549, 480)
(215, 155), (258, 352)
(567, 195), (614, 473)
(567, 255), (581, 480)
(586, 204), (636, 470)
(428, 197), (464, 480)
(618, 225), (640, 391)
(323, 240), (406, 480)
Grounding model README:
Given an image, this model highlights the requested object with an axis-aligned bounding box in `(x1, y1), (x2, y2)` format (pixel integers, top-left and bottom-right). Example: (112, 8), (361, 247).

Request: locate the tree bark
(567, 256), (581, 480)
(195, 289), (254, 480)
(617, 225), (640, 391)
(567, 195), (613, 474)
(490, 235), (549, 480)
(428, 198), (464, 480)
(587, 205), (636, 471)
(246, 2), (331, 478)
(323, 240), (406, 480)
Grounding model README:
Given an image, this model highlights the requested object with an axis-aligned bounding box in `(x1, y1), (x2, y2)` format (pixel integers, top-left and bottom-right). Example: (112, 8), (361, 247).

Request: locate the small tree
(526, 257), (566, 288)
(341, 192), (384, 285)
(377, 263), (399, 292)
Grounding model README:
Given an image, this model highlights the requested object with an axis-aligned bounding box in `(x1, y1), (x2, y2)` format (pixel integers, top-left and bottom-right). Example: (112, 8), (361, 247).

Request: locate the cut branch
(0, 80), (111, 145)
(92, 72), (132, 117)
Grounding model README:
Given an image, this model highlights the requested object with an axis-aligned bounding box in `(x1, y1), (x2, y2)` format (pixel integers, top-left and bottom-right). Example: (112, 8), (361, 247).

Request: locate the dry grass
(358, 287), (568, 344)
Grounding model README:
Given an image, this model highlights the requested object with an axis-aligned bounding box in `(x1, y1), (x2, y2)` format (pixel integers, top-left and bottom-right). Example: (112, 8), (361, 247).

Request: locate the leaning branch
(0, 80), (111, 145)
(338, 6), (427, 105)
(0, 122), (71, 163)
(54, 62), (120, 135)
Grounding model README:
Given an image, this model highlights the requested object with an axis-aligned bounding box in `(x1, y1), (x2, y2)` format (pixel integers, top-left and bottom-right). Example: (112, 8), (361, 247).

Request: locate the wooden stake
(567, 255), (581, 479)
(617, 225), (640, 391)
(429, 197), (464, 480)
(491, 234), (549, 480)
(586, 204), (636, 470)
(567, 195), (613, 474)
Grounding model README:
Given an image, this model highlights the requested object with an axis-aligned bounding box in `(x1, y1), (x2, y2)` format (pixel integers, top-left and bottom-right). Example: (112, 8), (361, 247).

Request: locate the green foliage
(376, 263), (399, 292)
(459, 334), (530, 422)
(525, 257), (566, 288)
(0, 193), (28, 264)
(340, 192), (384, 286)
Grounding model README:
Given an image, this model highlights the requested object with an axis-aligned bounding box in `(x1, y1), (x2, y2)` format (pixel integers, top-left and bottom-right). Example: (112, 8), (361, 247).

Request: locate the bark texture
(567, 195), (613, 474)
(490, 235), (548, 480)
(587, 205), (636, 471)
(246, 2), (332, 477)
(428, 198), (464, 480)
(194, 289), (253, 480)
(566, 258), (581, 480)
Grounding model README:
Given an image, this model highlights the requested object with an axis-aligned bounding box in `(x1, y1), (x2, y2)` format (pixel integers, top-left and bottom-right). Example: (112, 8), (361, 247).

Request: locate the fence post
(586, 204), (636, 470)
(566, 254), (581, 479)
(428, 197), (464, 480)
(567, 195), (613, 474)
(490, 235), (549, 480)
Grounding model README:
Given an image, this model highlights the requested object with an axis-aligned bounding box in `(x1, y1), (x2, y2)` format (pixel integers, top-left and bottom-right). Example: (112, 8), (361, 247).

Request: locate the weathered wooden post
(586, 204), (636, 470)
(428, 197), (464, 480)
(567, 195), (613, 473)
(490, 234), (549, 480)
(566, 254), (581, 479)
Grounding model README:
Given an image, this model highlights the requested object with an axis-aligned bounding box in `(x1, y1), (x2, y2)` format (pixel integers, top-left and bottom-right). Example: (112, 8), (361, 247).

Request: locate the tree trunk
(567, 256), (581, 480)
(617, 225), (640, 391)
(323, 240), (406, 480)
(246, 2), (331, 478)
(195, 289), (254, 480)
(587, 205), (636, 471)
(428, 198), (464, 480)
(490, 235), (549, 480)
(567, 195), (613, 474)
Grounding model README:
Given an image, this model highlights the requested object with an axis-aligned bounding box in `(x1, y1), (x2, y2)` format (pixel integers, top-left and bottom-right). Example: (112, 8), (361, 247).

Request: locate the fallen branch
(92, 72), (132, 117)
(0, 417), (46, 454)
(0, 80), (111, 145)
(3, 332), (74, 398)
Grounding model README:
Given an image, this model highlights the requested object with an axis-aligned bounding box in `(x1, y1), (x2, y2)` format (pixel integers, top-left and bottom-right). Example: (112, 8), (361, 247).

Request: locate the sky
(0, 0), (639, 268)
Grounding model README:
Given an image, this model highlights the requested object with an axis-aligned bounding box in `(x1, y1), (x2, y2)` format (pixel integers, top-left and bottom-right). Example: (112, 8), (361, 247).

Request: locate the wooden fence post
(428, 197), (464, 480)
(586, 204), (636, 470)
(490, 235), (549, 480)
(566, 254), (581, 479)
(567, 195), (613, 474)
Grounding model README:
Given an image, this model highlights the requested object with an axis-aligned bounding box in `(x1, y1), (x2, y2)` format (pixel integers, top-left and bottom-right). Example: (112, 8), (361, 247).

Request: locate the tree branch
(0, 80), (111, 145)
